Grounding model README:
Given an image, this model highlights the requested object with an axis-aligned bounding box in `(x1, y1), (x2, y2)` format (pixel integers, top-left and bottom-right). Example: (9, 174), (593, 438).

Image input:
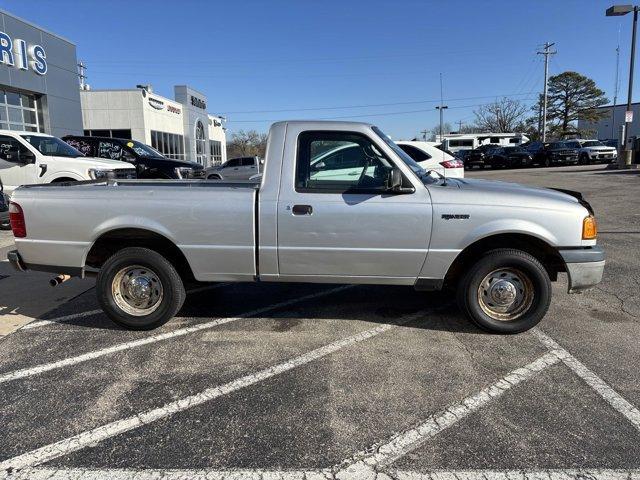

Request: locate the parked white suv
(0, 130), (136, 194)
(565, 139), (617, 165)
(395, 141), (464, 178)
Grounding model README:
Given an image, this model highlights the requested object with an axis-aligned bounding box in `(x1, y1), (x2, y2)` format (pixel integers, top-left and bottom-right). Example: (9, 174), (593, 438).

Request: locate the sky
(2, 0), (632, 139)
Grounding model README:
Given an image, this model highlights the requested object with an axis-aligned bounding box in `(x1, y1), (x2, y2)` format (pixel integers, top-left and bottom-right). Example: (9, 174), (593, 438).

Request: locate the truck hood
(71, 156), (136, 169)
(434, 177), (584, 210)
(583, 146), (616, 152)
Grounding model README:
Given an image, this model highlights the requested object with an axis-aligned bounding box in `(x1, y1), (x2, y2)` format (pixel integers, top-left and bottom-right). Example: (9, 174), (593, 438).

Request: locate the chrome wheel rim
(112, 265), (163, 316)
(477, 268), (534, 321)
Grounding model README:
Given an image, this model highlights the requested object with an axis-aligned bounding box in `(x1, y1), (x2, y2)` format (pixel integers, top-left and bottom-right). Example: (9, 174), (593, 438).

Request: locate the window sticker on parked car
(132, 147), (147, 156)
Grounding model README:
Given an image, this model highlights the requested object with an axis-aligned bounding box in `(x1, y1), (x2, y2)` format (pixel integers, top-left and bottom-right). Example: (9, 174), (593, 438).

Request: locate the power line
(221, 92), (539, 115)
(226, 97), (537, 123)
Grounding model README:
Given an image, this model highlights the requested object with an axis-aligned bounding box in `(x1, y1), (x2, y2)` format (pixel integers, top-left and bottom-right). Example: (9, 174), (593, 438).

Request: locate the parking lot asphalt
(0, 164), (639, 479)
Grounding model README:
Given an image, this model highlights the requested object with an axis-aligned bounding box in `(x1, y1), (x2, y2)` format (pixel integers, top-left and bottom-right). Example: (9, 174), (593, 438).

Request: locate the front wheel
(96, 247), (185, 330)
(456, 249), (551, 334)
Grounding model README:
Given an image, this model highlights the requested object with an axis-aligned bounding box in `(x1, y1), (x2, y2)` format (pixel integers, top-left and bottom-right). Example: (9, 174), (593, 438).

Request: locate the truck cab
(0, 130), (136, 194)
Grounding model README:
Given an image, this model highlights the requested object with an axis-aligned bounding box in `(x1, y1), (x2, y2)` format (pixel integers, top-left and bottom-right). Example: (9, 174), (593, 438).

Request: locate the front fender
(42, 170), (85, 183)
(460, 218), (559, 248)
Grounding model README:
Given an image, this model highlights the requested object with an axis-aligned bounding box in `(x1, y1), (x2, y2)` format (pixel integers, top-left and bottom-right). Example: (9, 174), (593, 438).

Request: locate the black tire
(96, 247), (186, 330)
(579, 153), (590, 165)
(456, 248), (551, 334)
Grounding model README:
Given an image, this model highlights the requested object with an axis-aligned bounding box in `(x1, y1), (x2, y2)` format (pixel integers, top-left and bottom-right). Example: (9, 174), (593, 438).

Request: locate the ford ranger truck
(7, 121), (605, 334)
(0, 130), (137, 194)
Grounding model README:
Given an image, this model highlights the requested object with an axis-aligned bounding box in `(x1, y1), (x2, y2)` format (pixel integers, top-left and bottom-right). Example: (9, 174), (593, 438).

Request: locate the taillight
(9, 202), (26, 238)
(440, 160), (464, 169)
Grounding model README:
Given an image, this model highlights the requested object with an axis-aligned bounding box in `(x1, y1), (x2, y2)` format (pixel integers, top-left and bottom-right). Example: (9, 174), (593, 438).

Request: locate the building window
(85, 129), (132, 139)
(209, 140), (222, 165)
(150, 130), (185, 160)
(0, 89), (43, 133)
(195, 120), (206, 165)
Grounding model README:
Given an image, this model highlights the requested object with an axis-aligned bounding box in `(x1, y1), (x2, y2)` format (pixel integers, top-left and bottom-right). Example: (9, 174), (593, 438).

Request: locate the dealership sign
(0, 31), (47, 75)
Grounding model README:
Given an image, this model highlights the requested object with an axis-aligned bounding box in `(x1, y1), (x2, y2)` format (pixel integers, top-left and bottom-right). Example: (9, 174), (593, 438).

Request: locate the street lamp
(436, 105), (448, 140)
(607, 4), (638, 168)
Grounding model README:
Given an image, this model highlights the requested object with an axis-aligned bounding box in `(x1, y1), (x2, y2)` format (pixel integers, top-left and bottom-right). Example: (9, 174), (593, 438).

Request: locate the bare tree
(227, 130), (268, 158)
(473, 98), (528, 132)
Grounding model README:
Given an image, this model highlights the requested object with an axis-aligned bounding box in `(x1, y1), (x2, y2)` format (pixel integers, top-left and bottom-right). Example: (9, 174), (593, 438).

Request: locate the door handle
(292, 204), (313, 215)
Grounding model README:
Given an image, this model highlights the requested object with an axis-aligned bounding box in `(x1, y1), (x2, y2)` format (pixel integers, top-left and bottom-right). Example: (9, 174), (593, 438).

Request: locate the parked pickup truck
(7, 121), (605, 333)
(0, 130), (137, 195)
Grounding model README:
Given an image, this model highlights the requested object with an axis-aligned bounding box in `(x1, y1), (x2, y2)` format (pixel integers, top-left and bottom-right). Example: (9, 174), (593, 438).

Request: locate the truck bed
(11, 179), (259, 282)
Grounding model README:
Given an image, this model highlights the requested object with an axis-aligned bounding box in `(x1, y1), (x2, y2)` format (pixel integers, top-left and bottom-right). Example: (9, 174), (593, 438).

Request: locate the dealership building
(0, 9), (83, 136)
(80, 85), (227, 166)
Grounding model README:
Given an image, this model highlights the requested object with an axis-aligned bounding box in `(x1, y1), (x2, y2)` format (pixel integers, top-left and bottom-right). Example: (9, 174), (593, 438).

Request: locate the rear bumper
(7, 250), (26, 272)
(7, 249), (83, 276)
(559, 246), (605, 293)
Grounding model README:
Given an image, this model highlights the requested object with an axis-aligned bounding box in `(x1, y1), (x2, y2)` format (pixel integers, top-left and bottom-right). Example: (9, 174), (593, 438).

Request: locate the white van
(0, 130), (136, 194)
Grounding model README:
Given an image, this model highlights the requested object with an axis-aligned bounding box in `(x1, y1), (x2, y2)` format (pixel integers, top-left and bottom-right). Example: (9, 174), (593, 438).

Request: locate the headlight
(88, 169), (114, 180)
(582, 215), (597, 240)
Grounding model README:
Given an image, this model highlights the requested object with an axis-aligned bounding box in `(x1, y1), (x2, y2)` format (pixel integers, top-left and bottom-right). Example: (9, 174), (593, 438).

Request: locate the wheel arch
(443, 233), (565, 288)
(84, 227), (195, 282)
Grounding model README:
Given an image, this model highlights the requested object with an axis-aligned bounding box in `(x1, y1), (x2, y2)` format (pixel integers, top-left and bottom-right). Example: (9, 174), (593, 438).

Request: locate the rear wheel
(456, 249), (551, 334)
(96, 247), (185, 330)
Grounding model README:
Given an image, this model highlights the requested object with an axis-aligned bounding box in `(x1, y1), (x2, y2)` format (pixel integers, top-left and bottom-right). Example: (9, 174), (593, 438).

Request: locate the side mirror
(386, 167), (403, 191)
(16, 149), (35, 164)
(386, 167), (415, 194)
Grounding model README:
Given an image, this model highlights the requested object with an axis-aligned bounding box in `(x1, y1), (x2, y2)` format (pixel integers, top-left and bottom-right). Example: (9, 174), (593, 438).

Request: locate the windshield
(583, 140), (604, 147)
(21, 135), (84, 158)
(371, 126), (437, 183)
(124, 140), (164, 158)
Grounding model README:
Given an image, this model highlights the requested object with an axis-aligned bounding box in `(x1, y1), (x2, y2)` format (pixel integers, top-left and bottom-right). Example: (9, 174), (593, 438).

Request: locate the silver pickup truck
(7, 121), (604, 333)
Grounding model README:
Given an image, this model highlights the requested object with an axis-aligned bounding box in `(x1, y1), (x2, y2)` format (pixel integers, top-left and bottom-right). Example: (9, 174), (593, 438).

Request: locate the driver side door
(0, 135), (30, 194)
(276, 129), (432, 281)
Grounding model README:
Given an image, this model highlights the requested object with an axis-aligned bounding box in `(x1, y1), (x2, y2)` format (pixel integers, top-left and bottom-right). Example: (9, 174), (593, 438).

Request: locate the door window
(0, 135), (28, 163)
(64, 138), (94, 156)
(241, 158), (255, 166)
(397, 144), (431, 162)
(98, 141), (124, 160)
(296, 131), (393, 192)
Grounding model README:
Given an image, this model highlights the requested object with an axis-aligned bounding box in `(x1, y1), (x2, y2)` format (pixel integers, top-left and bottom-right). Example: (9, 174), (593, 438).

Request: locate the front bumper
(559, 246), (605, 293)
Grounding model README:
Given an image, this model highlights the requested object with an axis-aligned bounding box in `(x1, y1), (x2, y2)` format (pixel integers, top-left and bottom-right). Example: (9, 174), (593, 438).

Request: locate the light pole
(436, 105), (448, 140)
(607, 4), (638, 168)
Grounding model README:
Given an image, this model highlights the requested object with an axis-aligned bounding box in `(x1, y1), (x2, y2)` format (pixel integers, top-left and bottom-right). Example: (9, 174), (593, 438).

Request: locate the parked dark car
(485, 146), (534, 169)
(62, 136), (205, 179)
(0, 177), (9, 230)
(463, 144), (501, 169)
(526, 141), (579, 167)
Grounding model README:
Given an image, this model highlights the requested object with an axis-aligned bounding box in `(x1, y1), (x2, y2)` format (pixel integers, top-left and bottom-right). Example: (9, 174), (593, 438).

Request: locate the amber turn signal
(582, 215), (597, 240)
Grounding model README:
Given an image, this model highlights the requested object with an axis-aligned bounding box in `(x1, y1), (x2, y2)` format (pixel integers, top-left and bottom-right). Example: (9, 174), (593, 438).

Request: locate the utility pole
(436, 73), (448, 140)
(77, 61), (88, 90)
(612, 31), (621, 140)
(420, 129), (428, 141)
(537, 42), (556, 142)
(436, 106), (448, 139)
(457, 120), (464, 132)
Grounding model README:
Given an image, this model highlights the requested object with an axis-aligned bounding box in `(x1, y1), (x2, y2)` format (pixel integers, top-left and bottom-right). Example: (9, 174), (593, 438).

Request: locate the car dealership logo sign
(0, 31), (47, 75)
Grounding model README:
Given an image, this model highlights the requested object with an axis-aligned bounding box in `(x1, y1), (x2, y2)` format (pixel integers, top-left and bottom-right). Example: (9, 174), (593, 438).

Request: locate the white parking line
(3, 468), (639, 480)
(0, 285), (352, 385)
(22, 284), (229, 330)
(533, 328), (640, 432)
(0, 309), (431, 470)
(336, 351), (562, 476)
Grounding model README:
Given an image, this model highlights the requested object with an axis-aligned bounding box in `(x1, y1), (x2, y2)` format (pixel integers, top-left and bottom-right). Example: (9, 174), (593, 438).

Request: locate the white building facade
(80, 85), (226, 166)
(578, 103), (640, 145)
